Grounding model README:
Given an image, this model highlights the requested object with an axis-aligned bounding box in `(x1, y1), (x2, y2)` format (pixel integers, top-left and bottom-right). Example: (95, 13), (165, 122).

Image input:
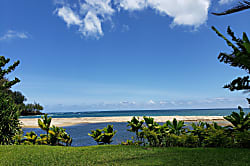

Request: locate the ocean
(22, 108), (250, 146)
(20, 108), (250, 119)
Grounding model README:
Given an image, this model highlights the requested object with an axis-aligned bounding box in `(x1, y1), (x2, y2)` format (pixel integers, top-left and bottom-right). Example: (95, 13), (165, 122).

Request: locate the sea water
(22, 108), (250, 146)
(20, 108), (250, 119)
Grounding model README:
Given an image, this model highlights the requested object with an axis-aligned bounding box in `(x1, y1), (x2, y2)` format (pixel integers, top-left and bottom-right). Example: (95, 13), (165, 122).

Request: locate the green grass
(0, 145), (249, 166)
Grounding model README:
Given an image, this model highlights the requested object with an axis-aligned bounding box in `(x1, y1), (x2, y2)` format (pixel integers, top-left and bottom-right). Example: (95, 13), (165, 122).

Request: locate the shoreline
(20, 116), (230, 128)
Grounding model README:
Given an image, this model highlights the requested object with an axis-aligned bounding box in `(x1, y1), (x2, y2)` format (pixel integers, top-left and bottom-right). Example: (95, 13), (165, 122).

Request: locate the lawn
(0, 145), (249, 166)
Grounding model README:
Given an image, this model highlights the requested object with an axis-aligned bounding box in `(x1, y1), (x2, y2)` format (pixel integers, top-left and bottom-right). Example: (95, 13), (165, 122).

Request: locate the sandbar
(20, 116), (230, 128)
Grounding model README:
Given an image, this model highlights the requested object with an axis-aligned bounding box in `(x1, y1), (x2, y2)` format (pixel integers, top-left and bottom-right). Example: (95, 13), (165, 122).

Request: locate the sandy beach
(20, 116), (230, 128)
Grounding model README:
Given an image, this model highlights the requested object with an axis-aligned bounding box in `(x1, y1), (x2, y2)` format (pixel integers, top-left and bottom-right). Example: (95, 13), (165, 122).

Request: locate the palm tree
(212, 0), (250, 16)
(211, 26), (250, 103)
(127, 116), (144, 140)
(48, 125), (64, 145)
(88, 125), (117, 145)
(24, 131), (37, 145)
(224, 106), (250, 131)
(101, 125), (117, 144)
(166, 118), (185, 136)
(38, 114), (52, 143)
(143, 116), (159, 131)
(61, 131), (72, 146)
(88, 128), (103, 145)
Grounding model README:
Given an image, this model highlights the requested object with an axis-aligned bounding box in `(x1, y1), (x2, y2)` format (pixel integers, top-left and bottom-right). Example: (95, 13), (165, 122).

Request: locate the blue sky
(0, 0), (249, 112)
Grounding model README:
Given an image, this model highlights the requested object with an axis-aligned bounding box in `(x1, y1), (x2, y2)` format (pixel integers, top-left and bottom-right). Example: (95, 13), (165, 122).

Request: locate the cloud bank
(45, 97), (248, 112)
(55, 0), (211, 39)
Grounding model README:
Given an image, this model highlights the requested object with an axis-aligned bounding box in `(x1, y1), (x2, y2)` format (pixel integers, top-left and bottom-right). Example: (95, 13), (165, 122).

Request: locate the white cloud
(81, 12), (103, 37)
(80, 0), (115, 17)
(0, 30), (29, 41)
(148, 100), (156, 104)
(57, 6), (82, 27)
(120, 101), (129, 104)
(115, 0), (147, 11)
(219, 0), (235, 5)
(116, 0), (210, 27)
(147, 0), (210, 27)
(55, 0), (211, 38)
(159, 101), (168, 104)
(79, 0), (115, 38)
(45, 96), (248, 111)
(120, 101), (136, 105)
(56, 0), (114, 38)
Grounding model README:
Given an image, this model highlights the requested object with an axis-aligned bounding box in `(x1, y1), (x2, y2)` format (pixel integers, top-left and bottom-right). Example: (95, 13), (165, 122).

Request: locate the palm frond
(212, 0), (250, 16)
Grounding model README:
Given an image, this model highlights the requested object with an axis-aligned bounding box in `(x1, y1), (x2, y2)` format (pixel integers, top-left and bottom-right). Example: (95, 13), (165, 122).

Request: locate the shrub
(203, 128), (232, 147)
(179, 134), (199, 148)
(166, 118), (186, 136)
(89, 125), (117, 145)
(17, 115), (72, 146)
(143, 128), (160, 147)
(127, 116), (144, 141)
(24, 131), (38, 145)
(224, 106), (250, 131)
(233, 130), (250, 148)
(38, 114), (52, 143)
(0, 93), (22, 145)
(121, 138), (143, 146)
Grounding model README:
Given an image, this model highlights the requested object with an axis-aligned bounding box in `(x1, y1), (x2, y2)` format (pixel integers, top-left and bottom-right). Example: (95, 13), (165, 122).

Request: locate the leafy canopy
(211, 26), (250, 100)
(88, 125), (117, 145)
(224, 106), (250, 131)
(0, 56), (21, 145)
(212, 0), (250, 16)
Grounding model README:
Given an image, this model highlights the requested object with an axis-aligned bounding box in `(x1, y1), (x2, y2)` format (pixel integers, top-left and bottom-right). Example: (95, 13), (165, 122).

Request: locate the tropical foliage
(14, 115), (72, 146)
(212, 0), (250, 16)
(166, 118), (186, 136)
(0, 56), (22, 145)
(123, 109), (250, 148)
(211, 26), (250, 94)
(48, 125), (72, 146)
(0, 58), (43, 117)
(224, 106), (250, 131)
(38, 114), (52, 142)
(212, 1), (250, 105)
(21, 102), (44, 116)
(127, 116), (144, 142)
(89, 125), (117, 145)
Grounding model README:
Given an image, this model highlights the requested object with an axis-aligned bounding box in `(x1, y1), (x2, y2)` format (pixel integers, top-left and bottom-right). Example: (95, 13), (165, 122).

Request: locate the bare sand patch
(20, 116), (230, 128)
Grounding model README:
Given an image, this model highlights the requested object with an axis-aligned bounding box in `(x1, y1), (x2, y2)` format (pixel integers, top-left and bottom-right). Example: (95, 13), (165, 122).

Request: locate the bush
(0, 56), (21, 145)
(125, 113), (250, 148)
(179, 134), (199, 148)
(143, 128), (160, 147)
(0, 93), (22, 145)
(224, 106), (250, 131)
(89, 125), (117, 145)
(233, 130), (250, 148)
(15, 115), (72, 146)
(121, 138), (143, 146)
(203, 128), (232, 147)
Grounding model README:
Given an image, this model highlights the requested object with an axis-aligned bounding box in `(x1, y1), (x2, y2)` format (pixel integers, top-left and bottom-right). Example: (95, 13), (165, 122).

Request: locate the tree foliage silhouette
(212, 0), (250, 16)
(0, 56), (21, 144)
(211, 26), (250, 103)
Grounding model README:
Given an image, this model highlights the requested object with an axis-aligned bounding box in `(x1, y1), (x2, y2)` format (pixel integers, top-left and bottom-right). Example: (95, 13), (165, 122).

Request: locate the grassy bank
(0, 145), (249, 165)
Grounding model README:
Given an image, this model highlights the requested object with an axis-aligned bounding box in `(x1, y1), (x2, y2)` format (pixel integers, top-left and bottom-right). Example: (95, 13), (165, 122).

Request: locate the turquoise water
(21, 108), (250, 119)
